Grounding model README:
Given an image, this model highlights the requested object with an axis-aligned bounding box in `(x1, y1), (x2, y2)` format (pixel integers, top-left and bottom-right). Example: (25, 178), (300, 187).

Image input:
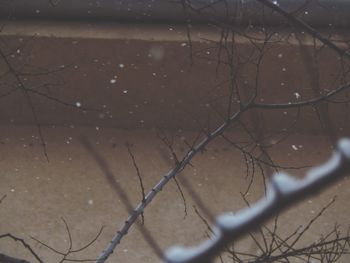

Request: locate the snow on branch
(164, 138), (350, 263)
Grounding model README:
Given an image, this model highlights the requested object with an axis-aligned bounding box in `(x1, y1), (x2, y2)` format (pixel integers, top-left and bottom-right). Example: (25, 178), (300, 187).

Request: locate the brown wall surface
(0, 21), (349, 135)
(1, 20), (350, 263)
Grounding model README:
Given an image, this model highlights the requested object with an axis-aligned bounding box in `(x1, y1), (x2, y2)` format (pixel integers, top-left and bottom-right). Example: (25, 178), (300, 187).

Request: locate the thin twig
(164, 138), (350, 263)
(0, 233), (43, 263)
(126, 142), (146, 224)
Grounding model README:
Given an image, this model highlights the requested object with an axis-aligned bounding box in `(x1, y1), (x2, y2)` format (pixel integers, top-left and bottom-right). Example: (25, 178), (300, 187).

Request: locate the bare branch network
(91, 0), (350, 262)
(1, 0), (350, 263)
(163, 139), (350, 263)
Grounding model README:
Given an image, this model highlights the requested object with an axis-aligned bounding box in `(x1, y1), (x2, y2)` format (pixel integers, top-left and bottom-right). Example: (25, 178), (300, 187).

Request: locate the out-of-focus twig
(164, 138), (350, 263)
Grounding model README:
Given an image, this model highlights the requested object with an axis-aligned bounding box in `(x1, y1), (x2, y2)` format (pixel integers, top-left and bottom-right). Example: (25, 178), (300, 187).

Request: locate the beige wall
(1, 20), (350, 262)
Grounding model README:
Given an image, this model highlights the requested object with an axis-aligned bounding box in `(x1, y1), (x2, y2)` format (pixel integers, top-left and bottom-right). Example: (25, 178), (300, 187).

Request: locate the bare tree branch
(256, 0), (350, 59)
(81, 138), (164, 262)
(164, 138), (350, 263)
(89, 101), (251, 262)
(0, 233), (43, 263)
(126, 142), (146, 224)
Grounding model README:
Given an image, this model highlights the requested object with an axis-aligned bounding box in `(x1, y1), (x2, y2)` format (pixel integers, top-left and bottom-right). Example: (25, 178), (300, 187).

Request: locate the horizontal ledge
(1, 20), (349, 48)
(0, 0), (350, 27)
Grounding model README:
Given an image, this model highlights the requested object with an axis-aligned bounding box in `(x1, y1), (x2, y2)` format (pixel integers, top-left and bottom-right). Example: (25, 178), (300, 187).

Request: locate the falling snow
(294, 92), (301, 99)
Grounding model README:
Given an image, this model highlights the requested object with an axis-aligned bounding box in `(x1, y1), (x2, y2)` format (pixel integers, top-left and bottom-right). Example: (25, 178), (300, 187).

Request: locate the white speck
(292, 145), (298, 151)
(110, 79), (117, 84)
(75, 102), (81, 107)
(304, 11), (309, 15)
(95, 126), (100, 131)
(282, 67), (287, 71)
(88, 199), (94, 205)
(181, 42), (187, 47)
(119, 64), (125, 68)
(294, 92), (301, 99)
(123, 90), (128, 94)
(169, 27), (174, 31)
(123, 249), (128, 253)
(35, 9), (40, 13)
(278, 53), (283, 58)
(280, 82), (285, 86)
(10, 189), (15, 192)
(272, 0), (279, 6)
